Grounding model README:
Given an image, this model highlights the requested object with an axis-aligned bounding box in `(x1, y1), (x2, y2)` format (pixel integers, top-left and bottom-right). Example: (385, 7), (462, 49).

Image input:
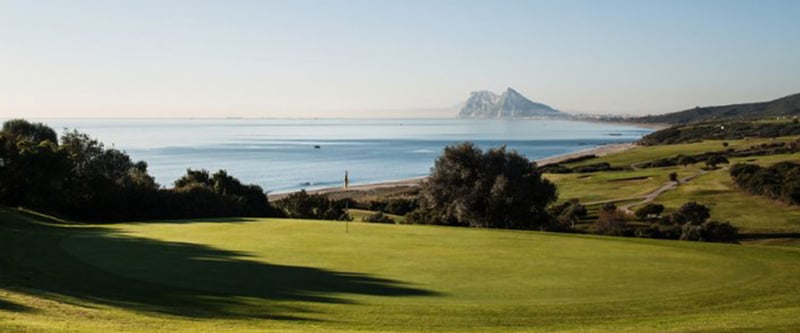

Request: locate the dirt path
(618, 170), (710, 214)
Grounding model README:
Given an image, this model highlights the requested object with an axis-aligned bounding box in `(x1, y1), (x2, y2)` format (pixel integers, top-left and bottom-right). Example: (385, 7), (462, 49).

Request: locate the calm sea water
(35, 119), (651, 193)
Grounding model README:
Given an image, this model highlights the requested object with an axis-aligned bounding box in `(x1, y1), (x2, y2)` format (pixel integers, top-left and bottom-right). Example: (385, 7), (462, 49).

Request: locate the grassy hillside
(546, 136), (800, 238)
(652, 152), (800, 234)
(2, 208), (800, 332)
(635, 93), (800, 124)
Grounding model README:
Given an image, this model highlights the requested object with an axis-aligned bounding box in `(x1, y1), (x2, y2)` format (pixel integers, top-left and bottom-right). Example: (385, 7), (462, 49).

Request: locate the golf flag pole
(345, 170), (349, 233)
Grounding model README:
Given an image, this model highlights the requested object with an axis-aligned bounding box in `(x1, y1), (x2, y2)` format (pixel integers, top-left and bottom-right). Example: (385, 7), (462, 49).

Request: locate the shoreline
(572, 118), (671, 130)
(267, 142), (637, 201)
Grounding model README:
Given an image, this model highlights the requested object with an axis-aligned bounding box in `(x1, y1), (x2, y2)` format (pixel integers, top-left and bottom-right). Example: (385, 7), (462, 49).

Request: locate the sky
(1, 0), (799, 118)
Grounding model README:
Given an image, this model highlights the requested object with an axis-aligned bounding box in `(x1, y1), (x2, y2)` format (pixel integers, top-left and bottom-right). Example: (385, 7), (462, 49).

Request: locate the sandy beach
(267, 142), (637, 201)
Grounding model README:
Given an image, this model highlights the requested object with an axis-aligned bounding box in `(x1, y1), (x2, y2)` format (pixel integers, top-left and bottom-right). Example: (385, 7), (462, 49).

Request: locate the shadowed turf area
(2, 208), (800, 332)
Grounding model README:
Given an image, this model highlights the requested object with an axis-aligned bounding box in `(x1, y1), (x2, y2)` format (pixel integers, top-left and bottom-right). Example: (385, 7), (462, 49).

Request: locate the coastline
(574, 118), (671, 130)
(267, 142), (638, 201)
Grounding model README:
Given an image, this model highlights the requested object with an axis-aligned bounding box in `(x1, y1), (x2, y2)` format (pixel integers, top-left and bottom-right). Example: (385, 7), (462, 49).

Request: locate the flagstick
(345, 200), (349, 233)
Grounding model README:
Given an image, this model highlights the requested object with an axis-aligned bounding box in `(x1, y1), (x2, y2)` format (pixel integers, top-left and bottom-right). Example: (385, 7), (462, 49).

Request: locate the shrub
(548, 199), (587, 231)
(634, 225), (664, 239)
(273, 190), (351, 221)
(572, 162), (614, 173)
(410, 142), (557, 229)
(669, 172), (679, 183)
(671, 201), (710, 225)
(595, 203), (628, 236)
(361, 211), (395, 224)
(680, 220), (738, 243)
(634, 203), (665, 221)
(538, 164), (573, 174)
(368, 198), (418, 215)
(730, 161), (800, 204)
(704, 155), (729, 169)
(678, 156), (697, 166)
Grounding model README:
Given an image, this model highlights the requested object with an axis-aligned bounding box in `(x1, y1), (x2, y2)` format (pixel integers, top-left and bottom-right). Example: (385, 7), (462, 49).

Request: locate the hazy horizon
(3, 0), (799, 119)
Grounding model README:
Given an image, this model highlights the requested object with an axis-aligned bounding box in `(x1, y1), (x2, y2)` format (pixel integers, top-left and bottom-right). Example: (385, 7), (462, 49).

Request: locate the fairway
(2, 210), (800, 332)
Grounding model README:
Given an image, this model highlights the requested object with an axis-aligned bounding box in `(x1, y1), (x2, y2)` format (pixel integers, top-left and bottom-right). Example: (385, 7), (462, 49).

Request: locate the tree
(274, 190), (350, 221)
(0, 119), (279, 222)
(175, 169), (212, 189)
(634, 203), (664, 221)
(1, 119), (57, 144)
(669, 172), (679, 183)
(595, 203), (627, 236)
(548, 199), (587, 231)
(730, 162), (800, 205)
(704, 155), (729, 169)
(700, 220), (739, 243)
(680, 220), (738, 243)
(409, 142), (557, 229)
(671, 201), (710, 225)
(678, 155), (697, 167)
(362, 211), (395, 224)
(172, 169), (272, 217)
(0, 119), (69, 211)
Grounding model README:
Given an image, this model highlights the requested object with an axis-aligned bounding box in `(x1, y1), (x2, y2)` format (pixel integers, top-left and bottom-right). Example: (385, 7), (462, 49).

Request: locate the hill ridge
(636, 92), (800, 124)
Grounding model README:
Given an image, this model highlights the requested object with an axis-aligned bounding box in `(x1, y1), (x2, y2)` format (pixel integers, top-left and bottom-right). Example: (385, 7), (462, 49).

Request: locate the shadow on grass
(739, 232), (800, 240)
(690, 189), (733, 196)
(0, 209), (438, 321)
(125, 216), (261, 225)
(0, 298), (31, 312)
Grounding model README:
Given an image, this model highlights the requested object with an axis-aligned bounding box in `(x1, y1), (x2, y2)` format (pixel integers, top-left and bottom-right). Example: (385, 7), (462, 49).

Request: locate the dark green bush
(274, 190), (351, 221)
(362, 211), (395, 224)
(730, 162), (800, 205)
(0, 119), (279, 222)
(409, 142), (557, 230)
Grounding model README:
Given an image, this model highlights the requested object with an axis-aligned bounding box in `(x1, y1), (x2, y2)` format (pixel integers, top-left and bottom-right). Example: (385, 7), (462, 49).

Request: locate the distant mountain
(458, 88), (565, 118)
(635, 93), (800, 124)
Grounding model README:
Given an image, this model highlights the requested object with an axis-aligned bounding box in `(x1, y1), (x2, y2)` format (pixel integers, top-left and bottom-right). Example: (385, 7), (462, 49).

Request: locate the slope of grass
(653, 152), (800, 235)
(565, 136), (796, 168)
(546, 167), (695, 203)
(2, 208), (800, 332)
(347, 208), (406, 223)
(548, 136), (800, 236)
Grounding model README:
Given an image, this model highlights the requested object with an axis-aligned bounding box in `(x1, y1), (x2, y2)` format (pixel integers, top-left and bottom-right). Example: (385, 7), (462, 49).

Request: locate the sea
(33, 118), (652, 193)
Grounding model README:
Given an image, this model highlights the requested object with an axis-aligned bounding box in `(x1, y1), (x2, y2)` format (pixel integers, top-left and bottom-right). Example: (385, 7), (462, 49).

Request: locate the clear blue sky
(2, 0), (799, 118)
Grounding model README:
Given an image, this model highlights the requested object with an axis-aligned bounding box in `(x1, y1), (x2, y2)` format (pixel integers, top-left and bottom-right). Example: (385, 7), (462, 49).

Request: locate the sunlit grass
(2, 209), (800, 332)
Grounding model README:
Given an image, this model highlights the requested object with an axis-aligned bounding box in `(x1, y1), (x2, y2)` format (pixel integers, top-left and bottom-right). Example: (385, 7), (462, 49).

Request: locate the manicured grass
(549, 136), (800, 236)
(653, 153), (800, 235)
(565, 136), (797, 168)
(546, 167), (696, 203)
(2, 208), (800, 332)
(347, 208), (406, 223)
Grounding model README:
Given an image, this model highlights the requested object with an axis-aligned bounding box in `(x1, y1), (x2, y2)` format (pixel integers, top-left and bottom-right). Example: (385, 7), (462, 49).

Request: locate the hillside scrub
(273, 190), (352, 221)
(539, 162), (629, 174)
(730, 162), (800, 205)
(639, 121), (800, 145)
(633, 92), (800, 124)
(632, 142), (799, 169)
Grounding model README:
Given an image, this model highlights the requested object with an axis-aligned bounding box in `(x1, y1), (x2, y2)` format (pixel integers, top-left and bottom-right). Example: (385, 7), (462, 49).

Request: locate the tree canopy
(0, 119), (278, 222)
(408, 142), (557, 230)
